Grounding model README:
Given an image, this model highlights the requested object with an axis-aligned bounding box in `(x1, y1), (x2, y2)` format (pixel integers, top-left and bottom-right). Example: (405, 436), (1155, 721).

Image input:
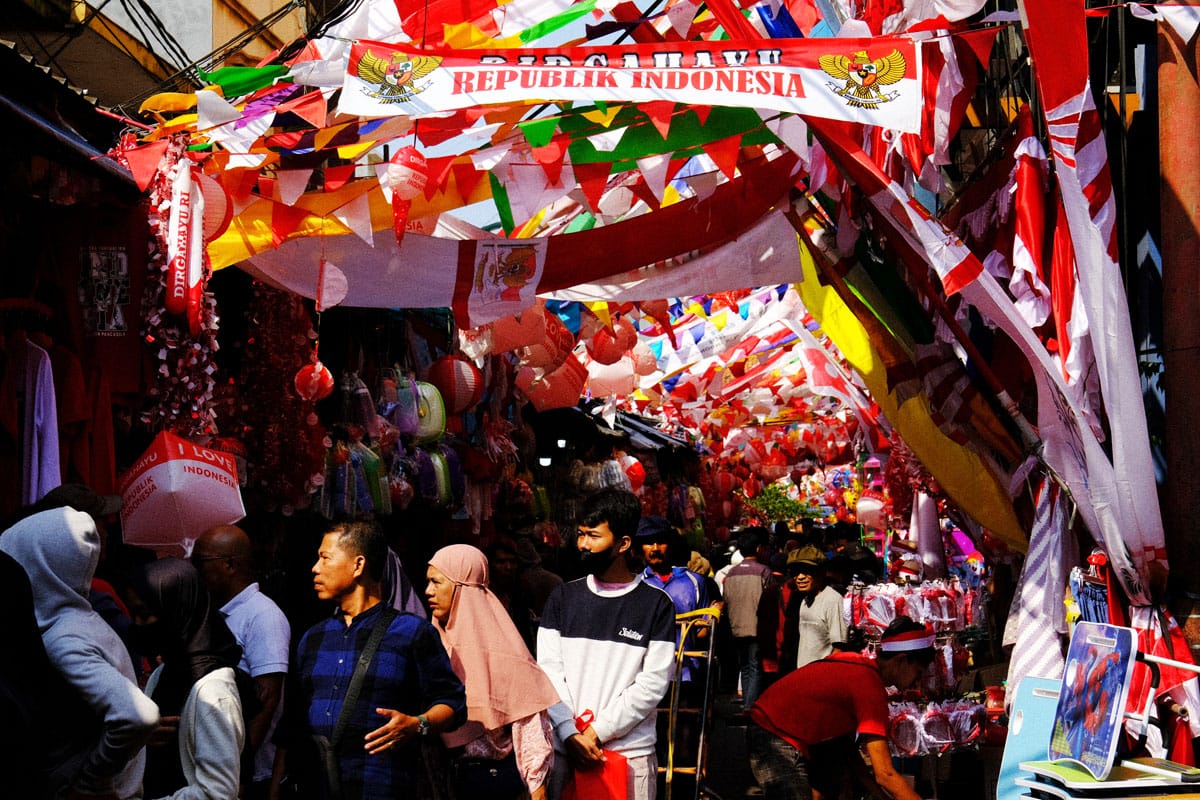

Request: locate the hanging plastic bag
(436, 443), (466, 504)
(427, 449), (453, 507)
(388, 464), (414, 511)
(353, 441), (391, 515)
(340, 371), (381, 440)
(414, 381), (446, 443)
(388, 374), (422, 436)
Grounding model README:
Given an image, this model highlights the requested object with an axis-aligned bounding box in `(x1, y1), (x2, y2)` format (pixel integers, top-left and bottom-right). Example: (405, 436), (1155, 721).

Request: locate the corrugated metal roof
(0, 39), (98, 105)
(0, 39), (136, 191)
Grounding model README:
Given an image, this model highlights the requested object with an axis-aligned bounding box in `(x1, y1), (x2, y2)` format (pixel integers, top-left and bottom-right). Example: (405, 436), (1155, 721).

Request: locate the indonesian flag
(1010, 114), (1052, 328)
(1019, 0), (1166, 582)
(855, 0), (987, 34)
(782, 314), (881, 439)
(1048, 190), (1102, 436)
(1127, 606), (1200, 742)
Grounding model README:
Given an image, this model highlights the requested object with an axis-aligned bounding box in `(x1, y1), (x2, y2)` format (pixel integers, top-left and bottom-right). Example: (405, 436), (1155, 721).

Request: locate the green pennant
(518, 0), (598, 43)
(488, 172), (515, 236)
(199, 65), (290, 99)
(517, 117), (561, 149)
(564, 213), (597, 233)
(561, 105), (774, 168)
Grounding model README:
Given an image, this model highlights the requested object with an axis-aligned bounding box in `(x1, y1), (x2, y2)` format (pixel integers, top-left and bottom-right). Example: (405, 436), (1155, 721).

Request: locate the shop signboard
(118, 430), (245, 551)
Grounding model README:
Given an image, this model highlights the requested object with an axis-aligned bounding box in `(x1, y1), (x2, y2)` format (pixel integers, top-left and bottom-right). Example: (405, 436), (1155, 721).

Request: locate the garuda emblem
(475, 245), (538, 302)
(356, 50), (442, 103)
(818, 49), (907, 109)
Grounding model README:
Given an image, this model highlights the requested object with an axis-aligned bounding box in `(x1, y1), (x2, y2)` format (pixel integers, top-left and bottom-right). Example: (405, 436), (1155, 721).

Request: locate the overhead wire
(114, 0), (194, 77)
(126, 0), (195, 68)
(114, 0), (307, 115)
(39, 0), (118, 64)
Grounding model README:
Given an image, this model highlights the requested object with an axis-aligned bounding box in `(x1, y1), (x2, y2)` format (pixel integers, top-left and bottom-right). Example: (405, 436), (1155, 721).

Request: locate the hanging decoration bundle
(293, 237), (349, 402)
(239, 282), (329, 512)
(140, 134), (221, 436)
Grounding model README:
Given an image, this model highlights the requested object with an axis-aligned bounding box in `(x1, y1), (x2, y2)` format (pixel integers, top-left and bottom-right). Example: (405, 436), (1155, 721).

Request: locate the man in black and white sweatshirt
(538, 487), (676, 800)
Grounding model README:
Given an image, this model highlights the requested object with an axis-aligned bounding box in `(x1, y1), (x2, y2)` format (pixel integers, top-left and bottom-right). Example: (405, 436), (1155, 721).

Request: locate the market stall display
(7, 1), (1200, 796)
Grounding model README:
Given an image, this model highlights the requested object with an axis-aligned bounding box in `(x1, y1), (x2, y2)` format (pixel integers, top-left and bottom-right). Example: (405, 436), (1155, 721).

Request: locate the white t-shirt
(795, 585), (847, 669)
(146, 666), (245, 800)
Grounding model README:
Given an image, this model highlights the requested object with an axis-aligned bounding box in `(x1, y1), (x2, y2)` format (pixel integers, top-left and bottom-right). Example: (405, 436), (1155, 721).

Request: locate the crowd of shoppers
(1, 482), (922, 800)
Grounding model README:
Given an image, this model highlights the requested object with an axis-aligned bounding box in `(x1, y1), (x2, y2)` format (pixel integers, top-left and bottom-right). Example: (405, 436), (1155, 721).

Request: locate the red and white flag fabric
(544, 207), (803, 303)
(341, 37), (924, 132)
(245, 151), (800, 327)
(1047, 190), (1103, 436)
(852, 0), (987, 34)
(1127, 606), (1200, 744)
(1009, 117), (1052, 328)
(781, 313), (881, 437)
(1019, 0), (1166, 580)
(810, 116), (1155, 605)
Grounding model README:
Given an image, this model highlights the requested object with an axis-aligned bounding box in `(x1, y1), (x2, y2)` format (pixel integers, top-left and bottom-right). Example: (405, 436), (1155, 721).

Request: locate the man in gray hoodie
(0, 506), (160, 798)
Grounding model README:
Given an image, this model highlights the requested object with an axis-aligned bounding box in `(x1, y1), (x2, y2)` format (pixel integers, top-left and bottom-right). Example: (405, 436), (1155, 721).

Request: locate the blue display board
(1049, 622), (1139, 779)
(998, 677), (1060, 800)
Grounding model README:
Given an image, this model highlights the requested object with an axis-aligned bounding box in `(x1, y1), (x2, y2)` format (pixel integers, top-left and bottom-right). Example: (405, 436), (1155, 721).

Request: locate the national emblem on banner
(459, 239), (548, 327)
(818, 49), (907, 109)
(355, 49), (442, 103)
(475, 243), (538, 302)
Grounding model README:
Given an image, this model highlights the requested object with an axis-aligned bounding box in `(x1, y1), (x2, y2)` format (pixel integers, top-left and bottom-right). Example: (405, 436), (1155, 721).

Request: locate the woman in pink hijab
(427, 544), (561, 800)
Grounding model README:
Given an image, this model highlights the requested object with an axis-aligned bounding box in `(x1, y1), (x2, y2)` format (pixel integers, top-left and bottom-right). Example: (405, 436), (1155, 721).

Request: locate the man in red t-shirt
(747, 616), (933, 800)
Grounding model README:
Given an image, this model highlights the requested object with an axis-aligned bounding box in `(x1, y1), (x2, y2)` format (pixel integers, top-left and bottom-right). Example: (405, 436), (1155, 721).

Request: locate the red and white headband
(880, 629), (935, 652)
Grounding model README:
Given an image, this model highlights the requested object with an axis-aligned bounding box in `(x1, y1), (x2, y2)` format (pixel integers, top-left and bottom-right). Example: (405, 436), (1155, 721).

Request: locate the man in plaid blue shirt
(293, 520), (465, 799)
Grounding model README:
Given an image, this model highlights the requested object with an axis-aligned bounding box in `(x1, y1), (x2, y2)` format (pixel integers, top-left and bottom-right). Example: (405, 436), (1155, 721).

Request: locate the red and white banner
(165, 164), (206, 335)
(118, 430), (246, 551)
(245, 151), (801, 326)
(341, 37), (923, 133)
(544, 207), (803, 303)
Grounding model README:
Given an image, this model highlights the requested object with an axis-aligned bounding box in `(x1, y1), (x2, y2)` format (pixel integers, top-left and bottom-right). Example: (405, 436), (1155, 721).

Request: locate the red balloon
(385, 146), (429, 201)
(621, 454), (646, 492)
(586, 325), (626, 364)
(613, 316), (637, 350)
(426, 355), (485, 413)
(294, 361), (334, 401)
